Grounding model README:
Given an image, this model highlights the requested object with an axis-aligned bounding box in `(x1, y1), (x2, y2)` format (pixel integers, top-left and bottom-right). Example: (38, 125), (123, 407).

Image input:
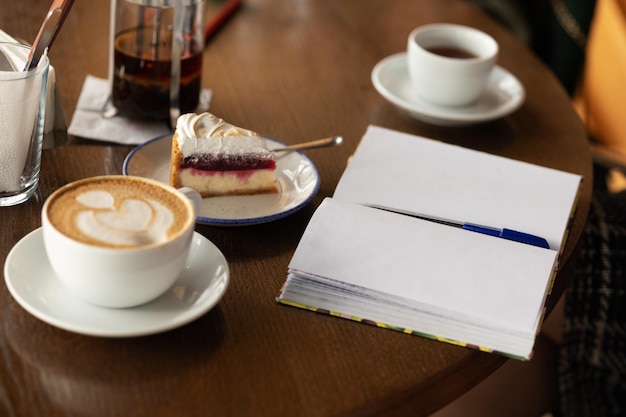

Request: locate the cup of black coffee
(407, 24), (498, 107)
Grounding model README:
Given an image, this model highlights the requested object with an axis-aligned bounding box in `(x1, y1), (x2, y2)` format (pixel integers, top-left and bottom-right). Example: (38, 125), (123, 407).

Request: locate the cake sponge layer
(178, 167), (279, 197)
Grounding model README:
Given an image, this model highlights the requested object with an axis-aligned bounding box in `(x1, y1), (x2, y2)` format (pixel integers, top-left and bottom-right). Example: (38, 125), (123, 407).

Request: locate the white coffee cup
(41, 175), (202, 308)
(407, 23), (498, 107)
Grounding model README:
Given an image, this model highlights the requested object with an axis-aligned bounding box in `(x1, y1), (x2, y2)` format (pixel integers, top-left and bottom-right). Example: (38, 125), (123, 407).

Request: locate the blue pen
(368, 205), (550, 249)
(459, 223), (550, 249)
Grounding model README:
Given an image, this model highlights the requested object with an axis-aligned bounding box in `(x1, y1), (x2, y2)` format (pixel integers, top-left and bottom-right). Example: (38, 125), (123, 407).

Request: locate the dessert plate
(4, 228), (229, 337)
(123, 134), (320, 226)
(371, 53), (525, 126)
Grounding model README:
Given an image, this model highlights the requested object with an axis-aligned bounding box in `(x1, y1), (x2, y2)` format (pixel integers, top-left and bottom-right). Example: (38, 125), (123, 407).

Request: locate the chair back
(576, 0), (626, 155)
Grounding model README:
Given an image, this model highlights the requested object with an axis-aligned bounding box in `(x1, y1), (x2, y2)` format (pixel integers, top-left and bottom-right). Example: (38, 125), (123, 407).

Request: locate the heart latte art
(74, 190), (175, 246)
(46, 177), (190, 248)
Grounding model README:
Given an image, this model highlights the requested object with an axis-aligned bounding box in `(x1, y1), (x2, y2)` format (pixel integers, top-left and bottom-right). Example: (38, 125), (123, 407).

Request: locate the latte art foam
(46, 177), (190, 249)
(75, 191), (174, 246)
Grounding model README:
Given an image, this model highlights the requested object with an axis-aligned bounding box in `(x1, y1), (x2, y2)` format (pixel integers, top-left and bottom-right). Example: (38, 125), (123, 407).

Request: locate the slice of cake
(170, 112), (279, 197)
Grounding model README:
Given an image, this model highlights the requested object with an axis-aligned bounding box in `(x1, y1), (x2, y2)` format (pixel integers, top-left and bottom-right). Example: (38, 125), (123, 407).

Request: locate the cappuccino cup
(42, 175), (202, 308)
(407, 24), (498, 107)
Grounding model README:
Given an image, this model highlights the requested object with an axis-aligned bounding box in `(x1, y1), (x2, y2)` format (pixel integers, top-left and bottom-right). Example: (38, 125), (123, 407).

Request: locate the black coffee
(112, 27), (202, 121)
(426, 46), (477, 59)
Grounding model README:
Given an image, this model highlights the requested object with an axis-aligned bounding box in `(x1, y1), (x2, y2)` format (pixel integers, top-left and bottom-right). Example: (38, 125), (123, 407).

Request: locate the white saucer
(4, 228), (229, 337)
(371, 53), (525, 126)
(123, 134), (320, 226)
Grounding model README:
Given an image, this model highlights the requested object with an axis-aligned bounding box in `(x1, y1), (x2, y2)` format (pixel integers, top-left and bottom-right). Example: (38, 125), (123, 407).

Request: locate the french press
(105, 0), (205, 125)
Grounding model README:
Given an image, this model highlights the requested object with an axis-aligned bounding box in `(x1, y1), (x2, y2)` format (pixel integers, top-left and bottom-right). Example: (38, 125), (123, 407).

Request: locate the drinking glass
(0, 42), (50, 206)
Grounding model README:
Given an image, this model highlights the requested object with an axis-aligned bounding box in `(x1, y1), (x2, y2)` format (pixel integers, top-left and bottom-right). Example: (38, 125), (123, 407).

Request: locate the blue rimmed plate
(122, 134), (320, 226)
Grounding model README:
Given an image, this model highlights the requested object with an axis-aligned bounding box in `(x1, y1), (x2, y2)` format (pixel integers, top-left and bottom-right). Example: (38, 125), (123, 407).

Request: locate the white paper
(288, 198), (558, 335)
(333, 125), (582, 250)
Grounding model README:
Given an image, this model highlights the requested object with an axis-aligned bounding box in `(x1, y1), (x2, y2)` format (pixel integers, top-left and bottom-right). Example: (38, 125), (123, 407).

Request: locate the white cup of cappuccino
(407, 23), (498, 107)
(41, 175), (202, 308)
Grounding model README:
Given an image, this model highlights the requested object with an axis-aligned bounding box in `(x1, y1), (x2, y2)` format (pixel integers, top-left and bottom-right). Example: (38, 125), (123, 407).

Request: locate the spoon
(273, 136), (343, 152)
(23, 0), (75, 71)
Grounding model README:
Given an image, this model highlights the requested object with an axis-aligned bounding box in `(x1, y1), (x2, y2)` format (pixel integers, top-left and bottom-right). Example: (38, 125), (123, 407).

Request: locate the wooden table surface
(0, 1), (592, 416)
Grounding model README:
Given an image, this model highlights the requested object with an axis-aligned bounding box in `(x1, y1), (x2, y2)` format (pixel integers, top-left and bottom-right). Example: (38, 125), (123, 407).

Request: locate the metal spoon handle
(24, 0), (75, 71)
(273, 136), (343, 152)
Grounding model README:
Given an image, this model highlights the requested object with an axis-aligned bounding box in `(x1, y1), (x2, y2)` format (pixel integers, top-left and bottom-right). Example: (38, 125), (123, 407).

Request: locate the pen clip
(500, 228), (550, 249)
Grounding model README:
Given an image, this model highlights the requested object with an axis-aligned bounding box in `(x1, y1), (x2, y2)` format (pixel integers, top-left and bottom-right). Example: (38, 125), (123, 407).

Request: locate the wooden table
(0, 1), (592, 416)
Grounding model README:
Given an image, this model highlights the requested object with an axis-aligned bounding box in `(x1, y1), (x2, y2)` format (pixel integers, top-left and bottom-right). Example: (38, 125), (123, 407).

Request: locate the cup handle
(178, 187), (202, 217)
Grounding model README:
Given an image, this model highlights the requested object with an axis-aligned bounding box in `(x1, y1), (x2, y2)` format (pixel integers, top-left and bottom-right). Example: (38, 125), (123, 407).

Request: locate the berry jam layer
(181, 154), (276, 171)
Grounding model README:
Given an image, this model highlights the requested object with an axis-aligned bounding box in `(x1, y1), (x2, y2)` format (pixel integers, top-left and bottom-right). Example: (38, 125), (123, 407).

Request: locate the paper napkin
(67, 75), (212, 145)
(0, 51), (49, 191)
(0, 29), (64, 148)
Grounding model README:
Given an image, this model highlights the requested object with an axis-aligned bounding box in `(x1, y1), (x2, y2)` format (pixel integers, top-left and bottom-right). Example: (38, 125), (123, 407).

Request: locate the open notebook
(277, 125), (582, 360)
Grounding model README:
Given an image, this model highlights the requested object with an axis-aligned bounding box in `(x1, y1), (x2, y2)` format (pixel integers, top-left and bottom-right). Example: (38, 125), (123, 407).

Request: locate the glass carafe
(105, 0), (205, 124)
